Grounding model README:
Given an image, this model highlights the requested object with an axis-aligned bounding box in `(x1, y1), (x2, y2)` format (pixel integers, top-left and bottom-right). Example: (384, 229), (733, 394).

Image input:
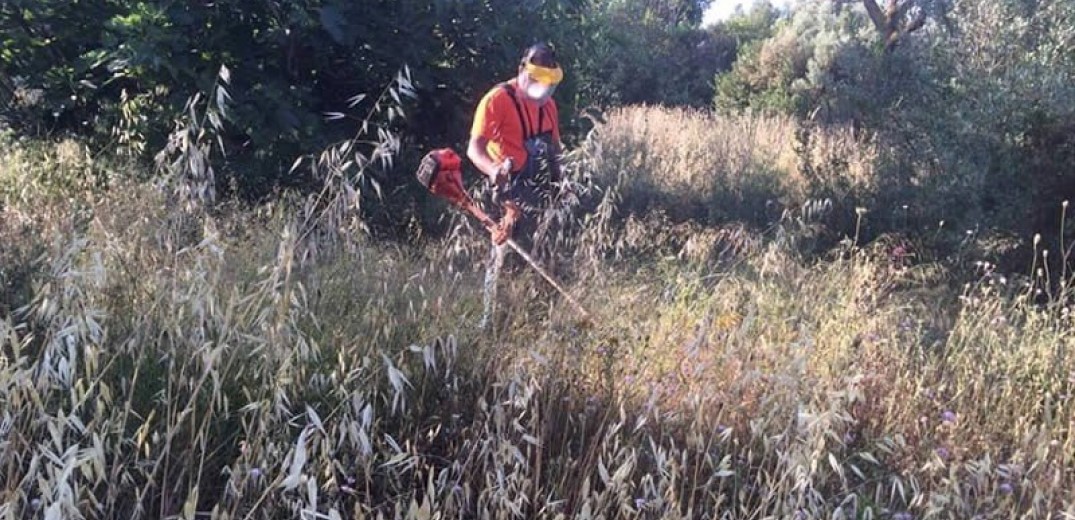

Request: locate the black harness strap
(501, 83), (545, 139)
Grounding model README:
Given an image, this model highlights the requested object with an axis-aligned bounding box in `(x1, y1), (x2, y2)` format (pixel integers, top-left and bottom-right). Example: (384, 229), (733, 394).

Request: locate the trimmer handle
(461, 199), (498, 231)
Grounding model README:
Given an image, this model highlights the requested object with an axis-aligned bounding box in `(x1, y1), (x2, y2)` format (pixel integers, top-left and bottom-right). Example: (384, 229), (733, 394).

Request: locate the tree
(575, 0), (734, 108)
(607, 0), (711, 26)
(712, 0), (781, 44)
(0, 0), (595, 193)
(859, 0), (950, 52)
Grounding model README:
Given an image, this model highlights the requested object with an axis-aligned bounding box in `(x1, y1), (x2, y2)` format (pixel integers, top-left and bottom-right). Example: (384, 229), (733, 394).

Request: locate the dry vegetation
(1, 107), (1073, 519)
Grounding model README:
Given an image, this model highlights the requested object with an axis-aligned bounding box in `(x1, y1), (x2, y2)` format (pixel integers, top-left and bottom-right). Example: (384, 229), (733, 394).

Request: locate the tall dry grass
(2, 106), (1074, 519)
(576, 106), (878, 226)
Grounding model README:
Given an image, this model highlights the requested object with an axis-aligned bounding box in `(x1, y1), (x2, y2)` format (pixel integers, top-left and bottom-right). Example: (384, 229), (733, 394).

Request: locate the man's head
(517, 43), (562, 105)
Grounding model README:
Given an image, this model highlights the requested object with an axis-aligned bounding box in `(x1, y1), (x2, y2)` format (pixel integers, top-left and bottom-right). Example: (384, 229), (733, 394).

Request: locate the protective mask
(525, 82), (554, 102)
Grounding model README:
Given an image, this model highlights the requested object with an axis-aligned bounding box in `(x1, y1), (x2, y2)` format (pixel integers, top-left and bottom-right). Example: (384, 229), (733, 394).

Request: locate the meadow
(2, 106), (1073, 519)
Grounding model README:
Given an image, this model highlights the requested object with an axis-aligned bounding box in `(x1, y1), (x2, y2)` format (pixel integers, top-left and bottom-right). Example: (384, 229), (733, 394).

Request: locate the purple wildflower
(249, 467), (262, 479)
(941, 410), (956, 423)
(635, 498), (647, 509)
(935, 447), (950, 460)
(1000, 482), (1014, 494)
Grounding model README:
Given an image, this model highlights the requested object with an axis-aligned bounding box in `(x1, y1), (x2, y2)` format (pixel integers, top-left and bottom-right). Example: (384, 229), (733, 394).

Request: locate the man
(468, 42), (567, 328)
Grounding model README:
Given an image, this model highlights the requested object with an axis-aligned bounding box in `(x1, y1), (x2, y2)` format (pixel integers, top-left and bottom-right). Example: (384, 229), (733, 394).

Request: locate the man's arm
(468, 135), (513, 196)
(467, 135), (502, 182)
(468, 89), (511, 184)
(468, 134), (515, 246)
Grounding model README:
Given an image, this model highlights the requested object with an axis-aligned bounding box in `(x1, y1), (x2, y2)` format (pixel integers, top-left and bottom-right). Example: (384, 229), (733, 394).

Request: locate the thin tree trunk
(862, 0), (927, 52)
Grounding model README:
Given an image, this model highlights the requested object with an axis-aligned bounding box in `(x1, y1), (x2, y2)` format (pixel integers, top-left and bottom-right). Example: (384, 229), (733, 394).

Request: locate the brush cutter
(415, 148), (589, 319)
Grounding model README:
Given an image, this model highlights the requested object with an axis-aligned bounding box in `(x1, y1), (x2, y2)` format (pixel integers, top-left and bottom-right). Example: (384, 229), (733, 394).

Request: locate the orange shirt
(470, 79), (561, 174)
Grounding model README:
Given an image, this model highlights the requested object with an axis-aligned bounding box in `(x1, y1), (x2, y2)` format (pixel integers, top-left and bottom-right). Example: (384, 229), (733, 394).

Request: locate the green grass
(2, 113), (1073, 519)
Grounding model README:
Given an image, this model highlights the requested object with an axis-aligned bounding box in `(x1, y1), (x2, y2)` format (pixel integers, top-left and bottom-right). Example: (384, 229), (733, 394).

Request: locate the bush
(0, 1), (598, 196)
(710, 0), (1075, 273)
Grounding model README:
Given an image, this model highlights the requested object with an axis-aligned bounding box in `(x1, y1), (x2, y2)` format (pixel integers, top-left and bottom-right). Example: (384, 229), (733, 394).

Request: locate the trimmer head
(416, 148), (465, 201)
(416, 148), (496, 228)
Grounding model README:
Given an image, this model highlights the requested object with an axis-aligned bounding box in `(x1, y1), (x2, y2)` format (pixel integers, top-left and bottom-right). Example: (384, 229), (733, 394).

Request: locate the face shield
(524, 81), (556, 102)
(522, 62), (562, 102)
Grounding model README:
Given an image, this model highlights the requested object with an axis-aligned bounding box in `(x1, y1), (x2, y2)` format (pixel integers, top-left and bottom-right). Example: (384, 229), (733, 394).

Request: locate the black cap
(522, 42), (558, 68)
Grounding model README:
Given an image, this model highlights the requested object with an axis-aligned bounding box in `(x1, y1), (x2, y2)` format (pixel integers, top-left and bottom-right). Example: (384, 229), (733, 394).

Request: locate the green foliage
(1, 0), (599, 196)
(711, 0), (1075, 271)
(715, 0), (782, 43)
(1, 0), (734, 188)
(866, 0), (1075, 250)
(617, 0), (710, 26)
(575, 0), (735, 108)
(858, 0), (953, 52)
(3, 0), (753, 229)
(715, 2), (907, 122)
(7, 0), (1075, 273)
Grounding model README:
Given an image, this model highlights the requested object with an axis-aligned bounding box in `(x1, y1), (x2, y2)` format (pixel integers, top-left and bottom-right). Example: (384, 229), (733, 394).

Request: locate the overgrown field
(2, 108), (1073, 519)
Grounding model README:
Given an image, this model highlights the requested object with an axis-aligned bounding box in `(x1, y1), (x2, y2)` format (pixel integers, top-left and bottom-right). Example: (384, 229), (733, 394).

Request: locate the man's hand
(492, 158), (512, 187)
(491, 202), (520, 246)
(490, 158), (512, 204)
(467, 136), (512, 192)
(491, 224), (511, 246)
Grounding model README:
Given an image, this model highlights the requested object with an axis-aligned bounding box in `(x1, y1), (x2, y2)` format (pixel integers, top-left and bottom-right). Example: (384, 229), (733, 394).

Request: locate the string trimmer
(415, 148), (589, 319)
